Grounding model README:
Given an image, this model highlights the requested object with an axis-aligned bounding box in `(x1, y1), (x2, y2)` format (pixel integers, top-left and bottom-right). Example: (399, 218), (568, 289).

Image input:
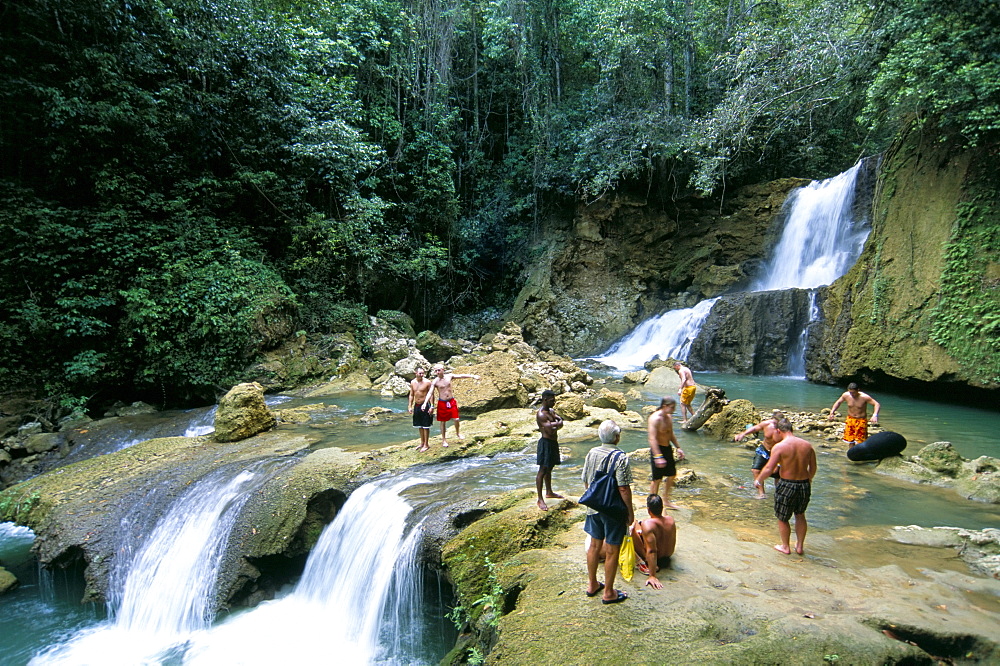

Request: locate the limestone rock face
(509, 179), (806, 356)
(367, 316), (414, 365)
(623, 370), (649, 384)
(688, 289), (813, 374)
(807, 129), (999, 392)
(451, 352), (529, 414)
(214, 383), (276, 443)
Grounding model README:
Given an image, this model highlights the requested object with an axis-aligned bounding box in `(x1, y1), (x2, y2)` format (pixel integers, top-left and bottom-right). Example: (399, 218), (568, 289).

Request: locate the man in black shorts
(407, 367), (434, 452)
(535, 390), (564, 511)
(647, 397), (685, 509)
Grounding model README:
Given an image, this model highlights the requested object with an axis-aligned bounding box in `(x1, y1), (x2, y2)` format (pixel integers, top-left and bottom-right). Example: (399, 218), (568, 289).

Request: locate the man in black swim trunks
(535, 390), (564, 511)
(648, 396), (685, 509)
(407, 367), (434, 452)
(630, 494), (676, 589)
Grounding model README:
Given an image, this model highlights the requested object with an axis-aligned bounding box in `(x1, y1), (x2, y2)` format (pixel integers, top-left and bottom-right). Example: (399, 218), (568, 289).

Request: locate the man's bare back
(767, 434), (816, 481)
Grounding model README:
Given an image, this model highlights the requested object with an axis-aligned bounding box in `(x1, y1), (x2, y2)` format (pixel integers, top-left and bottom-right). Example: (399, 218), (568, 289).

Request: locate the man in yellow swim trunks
(673, 362), (696, 424)
(827, 382), (881, 446)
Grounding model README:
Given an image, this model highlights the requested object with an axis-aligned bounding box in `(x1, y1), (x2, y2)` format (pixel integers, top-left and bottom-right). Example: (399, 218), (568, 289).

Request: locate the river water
(1, 375), (998, 664)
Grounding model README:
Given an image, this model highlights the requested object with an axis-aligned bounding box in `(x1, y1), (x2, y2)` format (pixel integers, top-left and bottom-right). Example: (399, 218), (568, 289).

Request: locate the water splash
(593, 298), (719, 370)
(31, 459), (292, 665)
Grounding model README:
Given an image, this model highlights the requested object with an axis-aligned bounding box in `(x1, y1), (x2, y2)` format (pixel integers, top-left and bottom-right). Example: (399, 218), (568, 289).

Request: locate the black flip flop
(602, 591), (628, 605)
(585, 582), (605, 597)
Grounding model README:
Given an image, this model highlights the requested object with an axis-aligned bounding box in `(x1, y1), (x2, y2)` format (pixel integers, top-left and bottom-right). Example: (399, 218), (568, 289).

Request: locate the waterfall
(751, 162), (867, 292)
(31, 459), (292, 666)
(182, 474), (436, 665)
(183, 406), (217, 437)
(595, 160), (870, 371)
(593, 298), (719, 370)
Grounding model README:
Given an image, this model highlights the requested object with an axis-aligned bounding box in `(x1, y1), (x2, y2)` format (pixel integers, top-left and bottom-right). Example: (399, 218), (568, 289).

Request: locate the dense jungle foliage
(1, 0), (997, 406)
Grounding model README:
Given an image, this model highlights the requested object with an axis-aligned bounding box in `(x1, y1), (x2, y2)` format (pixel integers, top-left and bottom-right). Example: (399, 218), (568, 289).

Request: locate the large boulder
(415, 330), (464, 363)
(393, 351), (432, 381)
(554, 394), (588, 420)
(0, 566), (16, 594)
(704, 398), (758, 440)
(214, 383), (276, 443)
(589, 388), (627, 412)
(876, 443), (1000, 503)
(451, 352), (529, 414)
(644, 366), (681, 396)
(367, 316), (414, 365)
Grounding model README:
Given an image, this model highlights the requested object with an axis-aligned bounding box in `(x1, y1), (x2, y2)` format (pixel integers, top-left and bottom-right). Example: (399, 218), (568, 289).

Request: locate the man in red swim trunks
(828, 382), (881, 446)
(423, 364), (480, 447)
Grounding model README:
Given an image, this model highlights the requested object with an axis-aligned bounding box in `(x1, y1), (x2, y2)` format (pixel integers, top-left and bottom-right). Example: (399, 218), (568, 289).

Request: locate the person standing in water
(407, 366), (434, 452)
(828, 383), (880, 446)
(648, 397), (684, 510)
(535, 389), (564, 511)
(423, 364), (480, 447)
(756, 418), (817, 556)
(735, 410), (784, 499)
(673, 362), (696, 425)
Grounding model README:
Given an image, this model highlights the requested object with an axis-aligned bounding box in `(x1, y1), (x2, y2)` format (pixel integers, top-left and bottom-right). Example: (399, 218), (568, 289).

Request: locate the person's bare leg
(418, 427), (429, 452)
(586, 537), (604, 595)
(752, 469), (766, 498)
(454, 419), (463, 440)
(544, 469), (562, 499)
(440, 421), (448, 447)
(650, 479), (660, 497)
(774, 519), (792, 554)
(663, 475), (679, 509)
(536, 467), (549, 510)
(602, 542), (624, 602)
(794, 513), (807, 555)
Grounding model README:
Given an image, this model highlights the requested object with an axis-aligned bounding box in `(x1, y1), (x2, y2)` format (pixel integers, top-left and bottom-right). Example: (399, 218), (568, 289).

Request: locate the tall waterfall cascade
(595, 160), (871, 372)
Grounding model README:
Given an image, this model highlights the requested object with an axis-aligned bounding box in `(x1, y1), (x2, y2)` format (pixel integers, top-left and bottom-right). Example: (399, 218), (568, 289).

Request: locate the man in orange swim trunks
(673, 362), (696, 425)
(827, 382), (881, 446)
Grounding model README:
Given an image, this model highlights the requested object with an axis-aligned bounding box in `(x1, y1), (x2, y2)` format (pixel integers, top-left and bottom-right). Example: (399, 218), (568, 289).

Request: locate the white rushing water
(594, 298), (719, 369)
(182, 473), (441, 665)
(31, 460), (290, 666)
(595, 160), (870, 371)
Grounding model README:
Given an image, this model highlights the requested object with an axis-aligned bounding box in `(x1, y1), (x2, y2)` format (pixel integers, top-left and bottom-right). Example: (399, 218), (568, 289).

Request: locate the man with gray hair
(582, 419), (634, 604)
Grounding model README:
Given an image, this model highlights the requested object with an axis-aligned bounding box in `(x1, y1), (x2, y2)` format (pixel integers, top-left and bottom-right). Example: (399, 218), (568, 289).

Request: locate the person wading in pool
(756, 418), (817, 556)
(735, 410), (784, 499)
(828, 382), (880, 446)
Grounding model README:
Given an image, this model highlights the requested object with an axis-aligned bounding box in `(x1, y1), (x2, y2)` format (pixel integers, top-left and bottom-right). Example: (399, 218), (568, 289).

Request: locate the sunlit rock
(214, 383), (276, 442)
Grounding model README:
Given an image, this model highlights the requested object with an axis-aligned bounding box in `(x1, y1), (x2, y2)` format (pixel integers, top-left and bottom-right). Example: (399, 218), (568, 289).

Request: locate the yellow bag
(619, 535), (636, 582)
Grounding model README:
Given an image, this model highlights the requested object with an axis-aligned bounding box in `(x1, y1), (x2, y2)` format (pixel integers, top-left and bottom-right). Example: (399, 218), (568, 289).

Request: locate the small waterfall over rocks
(30, 458), (294, 666)
(595, 159), (875, 373)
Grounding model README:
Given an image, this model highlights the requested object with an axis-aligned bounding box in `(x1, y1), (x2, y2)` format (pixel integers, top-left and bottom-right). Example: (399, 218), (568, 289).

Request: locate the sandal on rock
(602, 591), (628, 605)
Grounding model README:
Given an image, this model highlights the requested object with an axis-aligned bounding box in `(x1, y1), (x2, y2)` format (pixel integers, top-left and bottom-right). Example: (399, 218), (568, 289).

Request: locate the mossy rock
(705, 399), (758, 440)
(913, 442), (964, 477)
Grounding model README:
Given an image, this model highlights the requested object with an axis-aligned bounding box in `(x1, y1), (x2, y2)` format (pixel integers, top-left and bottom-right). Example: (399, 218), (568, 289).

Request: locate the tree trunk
(681, 387), (727, 431)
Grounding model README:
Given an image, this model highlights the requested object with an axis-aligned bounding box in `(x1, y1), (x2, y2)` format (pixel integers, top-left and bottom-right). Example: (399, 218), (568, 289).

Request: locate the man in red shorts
(422, 364), (480, 447)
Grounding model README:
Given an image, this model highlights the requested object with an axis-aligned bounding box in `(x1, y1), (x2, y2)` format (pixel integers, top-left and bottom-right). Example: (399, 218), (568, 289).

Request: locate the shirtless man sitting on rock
(422, 364), (480, 447)
(756, 418), (817, 555)
(630, 494), (676, 590)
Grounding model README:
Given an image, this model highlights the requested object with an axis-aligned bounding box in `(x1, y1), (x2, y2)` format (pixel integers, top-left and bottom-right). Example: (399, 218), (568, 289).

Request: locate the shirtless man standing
(630, 494), (676, 589)
(423, 365), (480, 447)
(673, 362), (696, 424)
(828, 382), (881, 446)
(535, 389), (564, 511)
(407, 367), (434, 452)
(756, 418), (817, 555)
(735, 410), (784, 498)
(648, 397), (685, 510)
